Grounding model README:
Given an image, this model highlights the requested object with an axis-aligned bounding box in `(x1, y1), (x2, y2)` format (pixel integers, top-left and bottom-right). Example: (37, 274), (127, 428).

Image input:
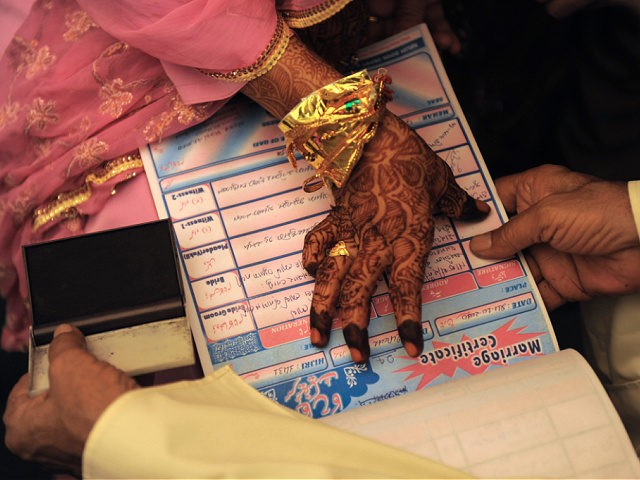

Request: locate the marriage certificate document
(141, 24), (558, 418)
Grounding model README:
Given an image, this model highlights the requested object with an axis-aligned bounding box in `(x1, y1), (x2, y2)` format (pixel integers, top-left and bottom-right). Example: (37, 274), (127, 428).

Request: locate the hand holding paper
(470, 164), (640, 310)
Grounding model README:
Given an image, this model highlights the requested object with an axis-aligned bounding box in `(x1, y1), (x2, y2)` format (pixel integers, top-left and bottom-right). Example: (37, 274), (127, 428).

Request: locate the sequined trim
(32, 152), (143, 231)
(198, 15), (291, 82)
(281, 0), (353, 28)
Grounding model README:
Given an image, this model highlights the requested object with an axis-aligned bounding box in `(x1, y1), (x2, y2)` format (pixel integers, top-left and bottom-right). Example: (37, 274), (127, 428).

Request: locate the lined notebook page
(321, 349), (640, 478)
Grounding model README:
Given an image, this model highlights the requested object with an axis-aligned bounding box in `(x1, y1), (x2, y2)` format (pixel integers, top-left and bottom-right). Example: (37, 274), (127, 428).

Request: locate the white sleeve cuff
(82, 366), (467, 479)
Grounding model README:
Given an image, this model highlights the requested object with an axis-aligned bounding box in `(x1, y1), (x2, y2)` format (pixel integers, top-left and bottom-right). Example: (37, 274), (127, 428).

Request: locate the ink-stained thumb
(49, 324), (87, 361)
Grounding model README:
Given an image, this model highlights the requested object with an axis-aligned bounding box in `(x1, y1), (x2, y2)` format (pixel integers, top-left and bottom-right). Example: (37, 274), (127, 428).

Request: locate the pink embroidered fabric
(0, 0), (322, 350)
(0, 0), (337, 351)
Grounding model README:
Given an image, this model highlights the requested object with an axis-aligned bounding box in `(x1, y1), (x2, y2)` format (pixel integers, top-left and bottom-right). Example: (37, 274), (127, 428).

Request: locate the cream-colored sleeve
(82, 366), (469, 479)
(628, 180), (640, 241)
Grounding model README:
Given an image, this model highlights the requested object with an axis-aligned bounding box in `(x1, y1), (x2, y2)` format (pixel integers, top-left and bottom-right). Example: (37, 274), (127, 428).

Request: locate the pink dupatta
(0, 0), (349, 350)
(0, 0), (279, 349)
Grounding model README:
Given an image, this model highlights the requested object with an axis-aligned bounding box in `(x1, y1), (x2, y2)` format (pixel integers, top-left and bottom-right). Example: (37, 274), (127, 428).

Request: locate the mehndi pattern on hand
(303, 111), (490, 363)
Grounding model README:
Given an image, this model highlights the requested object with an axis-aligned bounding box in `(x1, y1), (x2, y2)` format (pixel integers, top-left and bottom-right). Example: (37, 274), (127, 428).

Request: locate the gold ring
(328, 240), (350, 257)
(368, 16), (379, 23)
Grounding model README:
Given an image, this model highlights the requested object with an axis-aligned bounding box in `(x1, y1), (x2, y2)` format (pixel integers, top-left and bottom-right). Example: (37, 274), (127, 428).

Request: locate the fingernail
(470, 233), (492, 253)
(343, 324), (370, 363)
(460, 197), (490, 220)
(349, 347), (366, 364)
(398, 322), (424, 357)
(310, 310), (332, 347)
(53, 324), (75, 337)
(310, 327), (324, 346)
(475, 199), (491, 215)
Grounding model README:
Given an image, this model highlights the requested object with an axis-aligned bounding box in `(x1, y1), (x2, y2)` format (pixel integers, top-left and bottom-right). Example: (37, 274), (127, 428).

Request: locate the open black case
(24, 219), (195, 395)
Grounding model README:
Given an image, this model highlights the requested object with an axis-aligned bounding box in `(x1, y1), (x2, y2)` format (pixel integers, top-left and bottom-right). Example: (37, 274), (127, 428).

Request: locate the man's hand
(470, 164), (640, 310)
(303, 112), (489, 363)
(3, 324), (137, 475)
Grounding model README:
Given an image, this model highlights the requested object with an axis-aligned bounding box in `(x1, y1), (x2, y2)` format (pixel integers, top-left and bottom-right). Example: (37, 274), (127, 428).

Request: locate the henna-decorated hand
(240, 34), (488, 363)
(303, 112), (490, 363)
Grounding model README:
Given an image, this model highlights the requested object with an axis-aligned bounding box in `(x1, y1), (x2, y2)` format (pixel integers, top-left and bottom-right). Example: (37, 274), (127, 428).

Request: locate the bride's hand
(303, 112), (489, 362)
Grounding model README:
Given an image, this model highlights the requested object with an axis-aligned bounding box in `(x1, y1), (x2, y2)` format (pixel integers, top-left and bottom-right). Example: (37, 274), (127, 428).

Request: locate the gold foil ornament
(279, 69), (391, 192)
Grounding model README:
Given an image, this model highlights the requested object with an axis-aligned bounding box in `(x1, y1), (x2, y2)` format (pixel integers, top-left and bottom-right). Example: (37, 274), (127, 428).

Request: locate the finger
(424, 0), (462, 54)
(309, 240), (358, 348)
(493, 173), (528, 213)
(522, 248), (566, 310)
(47, 324), (94, 386)
(4, 374), (34, 418)
(469, 207), (546, 259)
(529, 244), (590, 307)
(536, 279), (567, 311)
(339, 226), (393, 363)
(432, 31), (462, 55)
(523, 251), (543, 285)
(48, 323), (87, 362)
(302, 208), (354, 275)
(435, 159), (491, 220)
(494, 164), (593, 213)
(3, 374), (47, 458)
(388, 235), (431, 357)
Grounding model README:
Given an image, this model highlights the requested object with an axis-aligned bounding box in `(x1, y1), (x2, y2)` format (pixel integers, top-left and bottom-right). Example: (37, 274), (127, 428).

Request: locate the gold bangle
(198, 15), (291, 82)
(278, 69), (391, 192)
(281, 0), (353, 29)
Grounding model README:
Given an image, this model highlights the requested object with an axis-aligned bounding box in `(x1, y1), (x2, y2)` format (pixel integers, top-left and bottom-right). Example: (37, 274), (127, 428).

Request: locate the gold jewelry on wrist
(198, 15), (292, 82)
(279, 69), (391, 193)
(281, 0), (353, 28)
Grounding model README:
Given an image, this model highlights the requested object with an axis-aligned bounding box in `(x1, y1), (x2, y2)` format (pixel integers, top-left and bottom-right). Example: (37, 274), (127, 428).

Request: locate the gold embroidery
(66, 138), (109, 177)
(32, 138), (54, 160)
(61, 214), (83, 233)
(98, 78), (134, 118)
(281, 0), (353, 28)
(142, 91), (210, 143)
(3, 172), (17, 188)
(33, 152), (143, 231)
(0, 101), (20, 130)
(63, 10), (98, 42)
(9, 190), (37, 225)
(14, 37), (56, 79)
(25, 97), (58, 132)
(78, 116), (93, 134)
(93, 42), (151, 118)
(172, 96), (209, 125)
(198, 15), (291, 82)
(143, 111), (174, 144)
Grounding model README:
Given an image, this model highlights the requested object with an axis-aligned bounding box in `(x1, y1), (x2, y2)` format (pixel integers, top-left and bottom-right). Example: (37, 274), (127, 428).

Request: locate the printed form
(141, 24), (558, 418)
